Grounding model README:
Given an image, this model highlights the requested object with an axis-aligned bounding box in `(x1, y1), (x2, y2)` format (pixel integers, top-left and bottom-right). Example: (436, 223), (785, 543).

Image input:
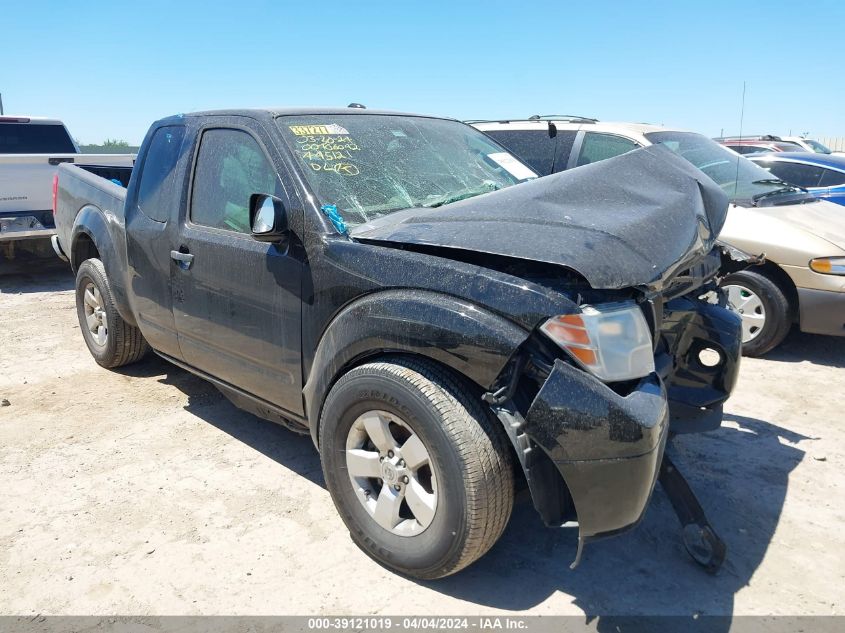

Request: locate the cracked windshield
(277, 115), (536, 226)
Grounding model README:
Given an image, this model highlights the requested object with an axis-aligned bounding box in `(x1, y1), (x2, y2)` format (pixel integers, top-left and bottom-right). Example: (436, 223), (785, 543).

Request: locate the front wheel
(722, 269), (792, 356)
(319, 358), (514, 579)
(75, 258), (149, 368)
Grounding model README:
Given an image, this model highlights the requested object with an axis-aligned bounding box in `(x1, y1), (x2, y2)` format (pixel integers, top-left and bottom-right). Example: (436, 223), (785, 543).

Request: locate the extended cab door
(124, 124), (189, 359)
(171, 120), (304, 415)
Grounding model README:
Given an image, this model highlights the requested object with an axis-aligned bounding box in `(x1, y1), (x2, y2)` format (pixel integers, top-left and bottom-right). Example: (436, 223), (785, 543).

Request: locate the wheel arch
(70, 205), (136, 327)
(307, 301), (578, 533)
(303, 289), (530, 448)
(744, 260), (800, 322)
(70, 229), (101, 272)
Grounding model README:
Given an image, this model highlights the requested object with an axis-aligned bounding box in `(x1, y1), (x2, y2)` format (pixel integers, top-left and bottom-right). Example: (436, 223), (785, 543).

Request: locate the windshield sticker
(289, 123), (349, 136)
(487, 152), (537, 181)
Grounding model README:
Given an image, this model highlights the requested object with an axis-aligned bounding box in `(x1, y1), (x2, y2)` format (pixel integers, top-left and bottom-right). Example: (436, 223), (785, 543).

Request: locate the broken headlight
(540, 302), (655, 382)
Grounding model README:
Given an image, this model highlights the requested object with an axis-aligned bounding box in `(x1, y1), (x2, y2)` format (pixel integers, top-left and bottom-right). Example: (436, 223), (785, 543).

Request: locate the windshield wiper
(424, 184), (501, 208)
(751, 179), (807, 205)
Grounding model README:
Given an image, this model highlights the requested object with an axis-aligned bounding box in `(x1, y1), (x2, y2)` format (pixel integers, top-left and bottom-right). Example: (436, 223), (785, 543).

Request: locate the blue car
(748, 152), (845, 206)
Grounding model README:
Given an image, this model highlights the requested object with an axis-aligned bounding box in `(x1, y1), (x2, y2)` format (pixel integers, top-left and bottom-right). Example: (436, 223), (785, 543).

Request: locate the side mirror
(249, 194), (288, 243)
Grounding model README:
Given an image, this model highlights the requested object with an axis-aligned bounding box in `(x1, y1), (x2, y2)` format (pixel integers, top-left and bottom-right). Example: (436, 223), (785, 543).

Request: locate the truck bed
(53, 163), (132, 266)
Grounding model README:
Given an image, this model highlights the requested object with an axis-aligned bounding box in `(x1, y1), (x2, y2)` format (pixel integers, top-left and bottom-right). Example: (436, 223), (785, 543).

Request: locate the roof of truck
(181, 107), (454, 120)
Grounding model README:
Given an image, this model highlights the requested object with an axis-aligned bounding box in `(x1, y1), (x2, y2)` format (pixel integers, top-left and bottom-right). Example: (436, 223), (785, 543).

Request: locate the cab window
(190, 128), (280, 233)
(576, 133), (639, 167)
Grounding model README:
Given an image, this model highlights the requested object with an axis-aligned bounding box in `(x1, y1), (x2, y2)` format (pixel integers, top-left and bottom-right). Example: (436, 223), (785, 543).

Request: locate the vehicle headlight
(809, 257), (845, 275)
(540, 302), (655, 382)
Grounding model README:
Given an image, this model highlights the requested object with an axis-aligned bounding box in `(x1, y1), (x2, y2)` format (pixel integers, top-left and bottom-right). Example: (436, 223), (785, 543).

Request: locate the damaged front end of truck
(350, 145), (743, 571)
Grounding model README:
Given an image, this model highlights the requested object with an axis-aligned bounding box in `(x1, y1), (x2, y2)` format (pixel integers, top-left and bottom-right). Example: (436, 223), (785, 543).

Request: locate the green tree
(102, 138), (130, 148)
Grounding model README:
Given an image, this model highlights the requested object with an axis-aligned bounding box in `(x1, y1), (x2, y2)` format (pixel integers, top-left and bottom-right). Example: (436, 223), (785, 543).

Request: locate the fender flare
(70, 205), (135, 326)
(303, 288), (530, 446)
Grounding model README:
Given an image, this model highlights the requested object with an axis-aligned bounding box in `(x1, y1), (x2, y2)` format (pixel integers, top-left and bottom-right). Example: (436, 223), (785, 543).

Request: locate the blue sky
(3, 0), (843, 144)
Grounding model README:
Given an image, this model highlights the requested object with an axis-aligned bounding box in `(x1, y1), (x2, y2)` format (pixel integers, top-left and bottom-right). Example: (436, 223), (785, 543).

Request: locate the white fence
(818, 137), (845, 152)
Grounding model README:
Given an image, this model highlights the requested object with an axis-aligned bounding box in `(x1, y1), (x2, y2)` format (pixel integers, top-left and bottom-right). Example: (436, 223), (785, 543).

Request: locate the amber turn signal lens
(809, 257), (845, 275)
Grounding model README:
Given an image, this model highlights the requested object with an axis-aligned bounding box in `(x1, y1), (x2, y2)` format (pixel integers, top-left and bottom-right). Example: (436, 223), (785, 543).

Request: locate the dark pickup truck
(54, 107), (742, 579)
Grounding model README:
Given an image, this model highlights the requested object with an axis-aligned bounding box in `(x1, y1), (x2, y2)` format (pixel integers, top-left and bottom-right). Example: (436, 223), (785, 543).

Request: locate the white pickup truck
(0, 116), (134, 259)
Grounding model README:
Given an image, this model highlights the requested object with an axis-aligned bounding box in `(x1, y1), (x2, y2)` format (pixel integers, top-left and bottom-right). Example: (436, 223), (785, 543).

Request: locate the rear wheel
(75, 258), (149, 368)
(722, 269), (792, 356)
(319, 358), (514, 579)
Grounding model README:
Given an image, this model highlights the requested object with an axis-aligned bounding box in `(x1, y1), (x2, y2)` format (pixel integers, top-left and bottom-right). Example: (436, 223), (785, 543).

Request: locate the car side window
(765, 162), (826, 188)
(190, 128), (280, 233)
(576, 133), (639, 167)
(484, 130), (557, 176)
(819, 168), (845, 187)
(136, 126), (186, 223)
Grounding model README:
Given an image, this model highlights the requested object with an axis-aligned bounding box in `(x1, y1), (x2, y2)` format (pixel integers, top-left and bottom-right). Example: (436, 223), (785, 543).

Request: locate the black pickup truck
(53, 107), (742, 579)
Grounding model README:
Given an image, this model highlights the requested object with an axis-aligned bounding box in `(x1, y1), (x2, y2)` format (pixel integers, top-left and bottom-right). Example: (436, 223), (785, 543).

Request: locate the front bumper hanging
(518, 350), (728, 572)
(522, 359), (669, 556)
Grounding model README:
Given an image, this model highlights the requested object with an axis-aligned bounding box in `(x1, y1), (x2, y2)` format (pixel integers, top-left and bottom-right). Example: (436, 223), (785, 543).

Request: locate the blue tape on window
(321, 204), (348, 235)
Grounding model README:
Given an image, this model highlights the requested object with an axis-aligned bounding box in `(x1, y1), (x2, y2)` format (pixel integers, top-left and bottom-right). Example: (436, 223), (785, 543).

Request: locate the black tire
(722, 269), (792, 357)
(75, 258), (149, 368)
(319, 357), (514, 579)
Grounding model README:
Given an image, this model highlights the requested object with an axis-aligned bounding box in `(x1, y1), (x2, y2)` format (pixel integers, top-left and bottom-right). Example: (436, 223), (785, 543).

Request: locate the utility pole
(0, 93), (4, 115)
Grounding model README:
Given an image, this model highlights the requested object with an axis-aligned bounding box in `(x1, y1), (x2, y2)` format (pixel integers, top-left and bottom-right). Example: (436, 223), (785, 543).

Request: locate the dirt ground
(1, 263), (844, 617)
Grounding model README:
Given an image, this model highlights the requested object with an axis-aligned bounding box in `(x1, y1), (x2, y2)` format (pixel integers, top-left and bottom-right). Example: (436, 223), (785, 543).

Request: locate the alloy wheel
(345, 410), (438, 537)
(83, 282), (108, 347)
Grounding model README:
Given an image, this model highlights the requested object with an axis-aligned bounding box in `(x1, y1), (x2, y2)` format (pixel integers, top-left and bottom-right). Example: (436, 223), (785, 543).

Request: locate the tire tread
(321, 357), (514, 578)
(76, 258), (149, 368)
(723, 269), (792, 356)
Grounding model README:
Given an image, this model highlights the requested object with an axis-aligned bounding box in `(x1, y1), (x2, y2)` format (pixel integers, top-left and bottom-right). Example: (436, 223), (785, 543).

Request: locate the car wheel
(319, 357), (514, 579)
(722, 270), (792, 356)
(75, 258), (149, 368)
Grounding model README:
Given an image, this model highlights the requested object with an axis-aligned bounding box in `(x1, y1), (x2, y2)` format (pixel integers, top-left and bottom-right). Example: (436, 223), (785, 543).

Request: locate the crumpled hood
(350, 145), (729, 289)
(756, 199), (845, 251)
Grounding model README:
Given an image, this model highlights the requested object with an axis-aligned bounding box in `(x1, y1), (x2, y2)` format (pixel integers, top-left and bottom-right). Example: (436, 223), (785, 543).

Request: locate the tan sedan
(719, 195), (845, 354)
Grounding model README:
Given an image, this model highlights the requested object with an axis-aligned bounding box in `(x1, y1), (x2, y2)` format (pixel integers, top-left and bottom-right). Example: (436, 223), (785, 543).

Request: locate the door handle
(170, 249), (194, 270)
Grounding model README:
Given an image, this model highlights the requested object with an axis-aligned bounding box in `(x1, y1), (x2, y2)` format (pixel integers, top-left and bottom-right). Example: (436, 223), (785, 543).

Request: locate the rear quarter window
(136, 126), (187, 223)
